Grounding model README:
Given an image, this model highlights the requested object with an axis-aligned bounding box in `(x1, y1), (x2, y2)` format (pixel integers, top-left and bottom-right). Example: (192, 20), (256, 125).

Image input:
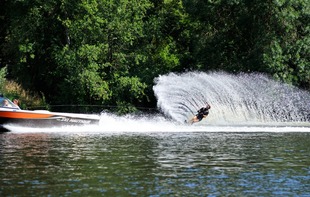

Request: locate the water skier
(189, 103), (211, 124)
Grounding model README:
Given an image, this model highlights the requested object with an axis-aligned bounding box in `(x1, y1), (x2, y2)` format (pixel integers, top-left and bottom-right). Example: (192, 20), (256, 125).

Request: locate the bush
(0, 67), (48, 109)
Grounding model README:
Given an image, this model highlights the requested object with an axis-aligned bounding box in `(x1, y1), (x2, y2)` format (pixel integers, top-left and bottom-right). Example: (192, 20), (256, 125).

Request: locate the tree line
(0, 0), (309, 112)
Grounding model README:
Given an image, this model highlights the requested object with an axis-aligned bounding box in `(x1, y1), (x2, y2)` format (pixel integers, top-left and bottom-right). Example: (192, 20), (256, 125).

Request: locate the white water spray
(153, 72), (310, 124)
(3, 72), (310, 133)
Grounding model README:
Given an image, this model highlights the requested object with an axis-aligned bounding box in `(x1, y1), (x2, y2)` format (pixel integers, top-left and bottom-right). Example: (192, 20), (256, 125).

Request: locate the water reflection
(0, 132), (309, 196)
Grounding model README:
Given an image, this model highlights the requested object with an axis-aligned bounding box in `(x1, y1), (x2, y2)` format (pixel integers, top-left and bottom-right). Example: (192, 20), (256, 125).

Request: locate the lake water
(0, 123), (309, 196)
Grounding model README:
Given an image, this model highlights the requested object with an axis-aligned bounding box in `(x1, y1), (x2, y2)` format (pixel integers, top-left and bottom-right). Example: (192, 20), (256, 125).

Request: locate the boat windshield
(0, 97), (20, 109)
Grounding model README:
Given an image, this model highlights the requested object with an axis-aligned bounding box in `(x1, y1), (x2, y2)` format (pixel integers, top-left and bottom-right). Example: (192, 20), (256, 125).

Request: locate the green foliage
(0, 0), (309, 114)
(183, 0), (309, 88)
(112, 74), (147, 103)
(115, 101), (138, 114)
(260, 0), (310, 87)
(55, 0), (152, 107)
(0, 67), (7, 93)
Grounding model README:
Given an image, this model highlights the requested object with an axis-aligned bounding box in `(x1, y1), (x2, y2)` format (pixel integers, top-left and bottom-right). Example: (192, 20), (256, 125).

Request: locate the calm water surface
(0, 130), (309, 196)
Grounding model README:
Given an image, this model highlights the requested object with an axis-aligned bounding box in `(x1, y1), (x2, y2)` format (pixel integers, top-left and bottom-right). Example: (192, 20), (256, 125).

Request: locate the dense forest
(0, 0), (309, 113)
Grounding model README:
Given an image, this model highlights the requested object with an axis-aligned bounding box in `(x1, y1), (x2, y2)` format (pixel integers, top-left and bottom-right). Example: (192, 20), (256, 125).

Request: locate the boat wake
(3, 112), (310, 133)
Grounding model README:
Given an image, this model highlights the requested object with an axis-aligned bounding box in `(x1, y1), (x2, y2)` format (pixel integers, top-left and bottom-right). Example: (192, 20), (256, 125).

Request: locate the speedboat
(0, 97), (100, 131)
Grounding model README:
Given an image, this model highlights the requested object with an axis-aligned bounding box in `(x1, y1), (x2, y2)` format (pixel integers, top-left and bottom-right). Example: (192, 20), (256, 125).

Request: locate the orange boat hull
(0, 109), (100, 131)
